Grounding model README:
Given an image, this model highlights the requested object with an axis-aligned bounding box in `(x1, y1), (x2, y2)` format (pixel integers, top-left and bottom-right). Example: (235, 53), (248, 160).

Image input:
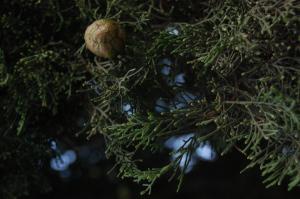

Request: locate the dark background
(22, 137), (300, 199)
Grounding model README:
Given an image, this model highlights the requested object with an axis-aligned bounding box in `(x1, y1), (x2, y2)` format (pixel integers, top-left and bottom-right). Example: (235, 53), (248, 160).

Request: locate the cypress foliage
(0, 0), (299, 198)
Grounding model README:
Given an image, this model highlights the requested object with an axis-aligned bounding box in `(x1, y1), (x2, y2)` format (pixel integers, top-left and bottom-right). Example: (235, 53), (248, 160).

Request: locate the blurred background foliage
(0, 0), (300, 199)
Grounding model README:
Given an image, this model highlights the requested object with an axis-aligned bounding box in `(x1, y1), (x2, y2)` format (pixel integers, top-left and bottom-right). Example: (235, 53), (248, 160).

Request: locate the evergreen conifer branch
(87, 0), (300, 193)
(1, 0), (300, 198)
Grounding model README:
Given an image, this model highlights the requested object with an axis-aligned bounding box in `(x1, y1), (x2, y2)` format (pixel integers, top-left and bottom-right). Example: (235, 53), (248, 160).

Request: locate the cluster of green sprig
(1, 0), (299, 198)
(0, 0), (89, 198)
(86, 0), (300, 194)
